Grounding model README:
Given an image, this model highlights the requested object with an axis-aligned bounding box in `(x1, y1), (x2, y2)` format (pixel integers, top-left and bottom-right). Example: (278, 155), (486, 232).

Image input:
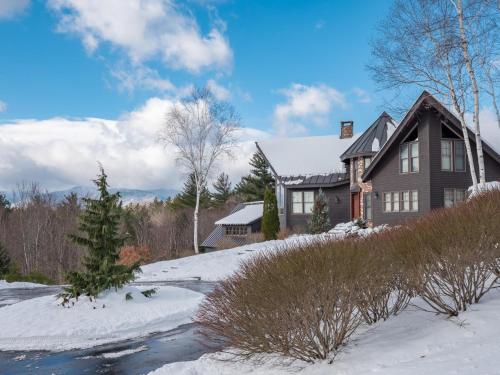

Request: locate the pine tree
(308, 189), (331, 234)
(60, 166), (139, 301)
(262, 187), (280, 240)
(171, 173), (211, 209)
(212, 173), (232, 207)
(0, 242), (10, 277)
(0, 193), (10, 210)
(235, 152), (275, 202)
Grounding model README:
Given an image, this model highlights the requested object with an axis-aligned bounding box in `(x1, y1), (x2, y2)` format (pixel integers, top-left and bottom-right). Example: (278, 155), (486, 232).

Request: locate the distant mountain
(1, 186), (178, 206)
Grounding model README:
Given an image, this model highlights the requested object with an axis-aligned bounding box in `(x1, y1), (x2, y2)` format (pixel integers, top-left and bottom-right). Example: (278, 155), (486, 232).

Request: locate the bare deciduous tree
(160, 87), (239, 253)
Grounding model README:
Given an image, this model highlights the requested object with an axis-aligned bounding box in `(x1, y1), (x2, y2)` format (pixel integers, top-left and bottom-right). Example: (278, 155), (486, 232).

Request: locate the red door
(351, 193), (360, 219)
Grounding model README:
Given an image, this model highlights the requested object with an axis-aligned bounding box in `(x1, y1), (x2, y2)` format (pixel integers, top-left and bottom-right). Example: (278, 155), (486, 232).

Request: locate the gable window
(383, 190), (418, 213)
(442, 140), (466, 172)
(292, 191), (314, 214)
(444, 189), (466, 208)
(400, 142), (419, 173)
(364, 193), (372, 221)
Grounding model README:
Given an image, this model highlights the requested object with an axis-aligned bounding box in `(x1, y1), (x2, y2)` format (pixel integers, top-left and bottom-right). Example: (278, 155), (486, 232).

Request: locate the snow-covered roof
(215, 201), (263, 225)
(257, 134), (359, 177)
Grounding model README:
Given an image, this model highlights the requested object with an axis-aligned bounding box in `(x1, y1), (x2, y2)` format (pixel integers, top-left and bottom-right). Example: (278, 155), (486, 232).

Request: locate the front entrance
(351, 192), (360, 220)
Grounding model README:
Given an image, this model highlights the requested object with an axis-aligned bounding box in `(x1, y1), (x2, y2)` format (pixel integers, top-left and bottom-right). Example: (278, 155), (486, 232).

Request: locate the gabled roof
(363, 91), (500, 180)
(215, 201), (263, 225)
(340, 112), (398, 161)
(281, 173), (349, 188)
(201, 225), (224, 248)
(256, 134), (359, 178)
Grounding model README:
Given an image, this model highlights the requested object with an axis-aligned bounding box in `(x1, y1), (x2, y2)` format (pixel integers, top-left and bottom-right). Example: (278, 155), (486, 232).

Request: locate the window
(444, 189), (466, 208)
(292, 191), (314, 214)
(225, 226), (248, 236)
(364, 193), (372, 221)
(364, 156), (372, 169)
(400, 142), (419, 173)
(442, 140), (465, 172)
(383, 190), (418, 213)
(353, 159), (360, 181)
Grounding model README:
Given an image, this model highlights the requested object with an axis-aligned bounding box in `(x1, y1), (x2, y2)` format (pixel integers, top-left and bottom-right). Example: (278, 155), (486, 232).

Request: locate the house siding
(371, 110), (433, 226)
(285, 183), (350, 232)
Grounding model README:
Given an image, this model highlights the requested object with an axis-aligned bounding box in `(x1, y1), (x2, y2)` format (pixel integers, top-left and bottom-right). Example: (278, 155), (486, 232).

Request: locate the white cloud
(0, 97), (269, 191)
(48, 0), (232, 73)
(467, 107), (500, 155)
(206, 79), (231, 101)
(0, 100), (7, 112)
(273, 83), (346, 136)
(0, 0), (30, 19)
(353, 87), (372, 104)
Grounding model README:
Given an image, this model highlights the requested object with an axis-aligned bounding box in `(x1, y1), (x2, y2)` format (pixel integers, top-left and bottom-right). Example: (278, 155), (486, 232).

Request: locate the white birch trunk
(455, 0), (486, 184)
(193, 183), (200, 254)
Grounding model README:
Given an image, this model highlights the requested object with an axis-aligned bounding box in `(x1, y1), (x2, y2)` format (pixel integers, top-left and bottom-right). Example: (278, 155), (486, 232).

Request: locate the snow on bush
(468, 180), (500, 199)
(0, 285), (203, 351)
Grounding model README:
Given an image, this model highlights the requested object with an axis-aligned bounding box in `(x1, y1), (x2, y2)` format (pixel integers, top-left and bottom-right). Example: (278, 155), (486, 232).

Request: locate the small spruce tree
(212, 173), (232, 207)
(308, 189), (331, 234)
(262, 187), (280, 240)
(0, 242), (10, 277)
(0, 193), (10, 210)
(60, 166), (139, 301)
(171, 173), (211, 209)
(235, 152), (275, 202)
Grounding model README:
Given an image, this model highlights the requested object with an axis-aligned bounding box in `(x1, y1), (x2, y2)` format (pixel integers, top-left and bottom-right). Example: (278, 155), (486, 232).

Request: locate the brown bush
(197, 238), (364, 362)
(119, 245), (152, 266)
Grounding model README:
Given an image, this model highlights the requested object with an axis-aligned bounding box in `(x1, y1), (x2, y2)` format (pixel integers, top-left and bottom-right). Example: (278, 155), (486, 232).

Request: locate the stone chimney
(340, 121), (353, 139)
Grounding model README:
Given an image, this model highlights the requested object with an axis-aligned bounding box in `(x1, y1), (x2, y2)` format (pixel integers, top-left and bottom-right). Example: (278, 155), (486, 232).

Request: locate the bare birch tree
(160, 88), (239, 253)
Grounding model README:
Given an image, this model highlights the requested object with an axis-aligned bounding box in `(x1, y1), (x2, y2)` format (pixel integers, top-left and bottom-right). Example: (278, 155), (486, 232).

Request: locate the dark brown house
(258, 91), (500, 230)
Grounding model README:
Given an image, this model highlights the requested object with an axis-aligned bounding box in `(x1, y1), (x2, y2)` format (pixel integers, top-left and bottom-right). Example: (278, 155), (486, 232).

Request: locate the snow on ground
(150, 288), (500, 375)
(139, 221), (387, 283)
(0, 280), (47, 289)
(0, 285), (203, 351)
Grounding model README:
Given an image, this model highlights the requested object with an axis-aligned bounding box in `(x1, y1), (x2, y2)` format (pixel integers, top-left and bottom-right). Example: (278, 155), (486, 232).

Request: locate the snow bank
(0, 285), (203, 351)
(140, 222), (387, 283)
(150, 289), (500, 375)
(468, 181), (500, 199)
(0, 280), (47, 289)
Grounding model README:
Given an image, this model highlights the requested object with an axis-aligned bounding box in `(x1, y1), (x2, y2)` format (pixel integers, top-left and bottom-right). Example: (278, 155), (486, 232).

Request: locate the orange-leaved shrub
(119, 245), (152, 267)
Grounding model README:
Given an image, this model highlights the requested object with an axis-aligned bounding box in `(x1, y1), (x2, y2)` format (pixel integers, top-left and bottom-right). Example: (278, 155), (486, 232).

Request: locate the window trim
(400, 141), (419, 174)
(225, 225), (248, 236)
(291, 190), (315, 215)
(383, 190), (419, 213)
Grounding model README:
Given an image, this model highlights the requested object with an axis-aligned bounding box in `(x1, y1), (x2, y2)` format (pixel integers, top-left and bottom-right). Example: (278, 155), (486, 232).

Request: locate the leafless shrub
(197, 239), (364, 362)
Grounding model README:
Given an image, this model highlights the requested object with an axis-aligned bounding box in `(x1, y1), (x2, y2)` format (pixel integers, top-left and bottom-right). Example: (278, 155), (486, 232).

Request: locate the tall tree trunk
(455, 0), (486, 184)
(193, 185), (200, 254)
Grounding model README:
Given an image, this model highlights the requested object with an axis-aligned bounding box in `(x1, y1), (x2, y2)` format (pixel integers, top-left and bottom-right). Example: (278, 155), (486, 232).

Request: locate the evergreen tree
(60, 166), (139, 301)
(262, 187), (280, 240)
(0, 193), (10, 210)
(0, 242), (10, 277)
(212, 173), (232, 207)
(235, 152), (275, 202)
(171, 173), (211, 209)
(308, 189), (331, 234)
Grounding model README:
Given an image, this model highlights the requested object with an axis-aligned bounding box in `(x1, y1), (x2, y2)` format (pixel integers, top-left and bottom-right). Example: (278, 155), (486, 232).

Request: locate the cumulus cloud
(0, 97), (269, 191)
(273, 83), (346, 136)
(0, 100), (7, 112)
(467, 107), (500, 155)
(47, 0), (232, 74)
(0, 0), (30, 19)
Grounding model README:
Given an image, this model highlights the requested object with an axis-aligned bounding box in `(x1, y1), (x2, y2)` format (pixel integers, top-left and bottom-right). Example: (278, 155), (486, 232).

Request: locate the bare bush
(197, 239), (364, 362)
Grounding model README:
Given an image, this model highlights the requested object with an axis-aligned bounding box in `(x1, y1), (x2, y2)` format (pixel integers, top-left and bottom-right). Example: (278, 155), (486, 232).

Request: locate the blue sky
(0, 0), (393, 132)
(0, 0), (401, 191)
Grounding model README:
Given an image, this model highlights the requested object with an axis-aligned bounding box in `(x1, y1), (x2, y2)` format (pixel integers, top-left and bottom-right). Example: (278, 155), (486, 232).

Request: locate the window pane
(292, 192), (302, 203)
(411, 142), (419, 158)
(400, 144), (409, 173)
(455, 189), (465, 203)
(364, 194), (372, 220)
(402, 191), (410, 211)
(392, 192), (400, 212)
(384, 193), (392, 212)
(292, 203), (303, 214)
(364, 157), (372, 169)
(303, 191), (314, 203)
(454, 141), (465, 171)
(441, 141), (452, 171)
(411, 157), (419, 172)
(411, 191), (418, 211)
(444, 189), (454, 208)
(304, 203), (314, 213)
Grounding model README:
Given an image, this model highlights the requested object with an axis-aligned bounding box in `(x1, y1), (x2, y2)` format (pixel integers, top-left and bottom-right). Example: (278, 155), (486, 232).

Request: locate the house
(201, 201), (263, 251)
(257, 91), (500, 230)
